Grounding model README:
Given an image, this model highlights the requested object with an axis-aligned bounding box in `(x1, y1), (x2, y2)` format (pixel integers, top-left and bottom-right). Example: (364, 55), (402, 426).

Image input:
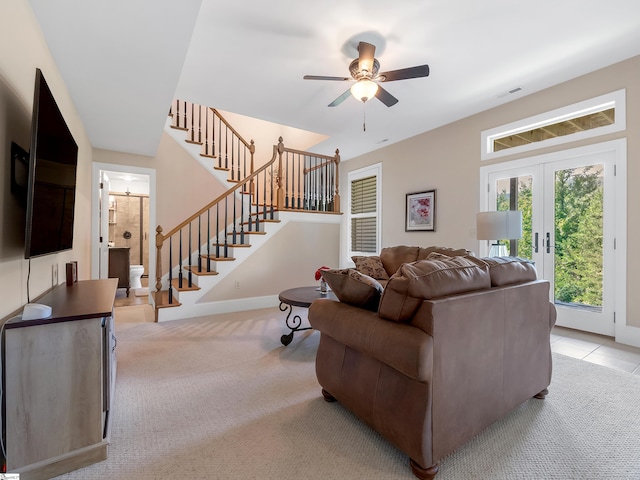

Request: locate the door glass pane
(495, 175), (533, 258)
(553, 164), (603, 310)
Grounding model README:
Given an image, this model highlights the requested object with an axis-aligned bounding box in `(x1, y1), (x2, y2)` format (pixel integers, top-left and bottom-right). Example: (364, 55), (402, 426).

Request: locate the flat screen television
(24, 68), (78, 259)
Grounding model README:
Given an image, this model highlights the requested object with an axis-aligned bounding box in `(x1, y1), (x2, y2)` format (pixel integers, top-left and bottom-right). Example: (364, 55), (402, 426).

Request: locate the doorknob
(546, 232), (553, 254)
(534, 232), (539, 253)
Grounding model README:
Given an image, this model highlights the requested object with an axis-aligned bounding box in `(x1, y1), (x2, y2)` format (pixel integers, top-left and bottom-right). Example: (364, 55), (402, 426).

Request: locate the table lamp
(476, 210), (522, 256)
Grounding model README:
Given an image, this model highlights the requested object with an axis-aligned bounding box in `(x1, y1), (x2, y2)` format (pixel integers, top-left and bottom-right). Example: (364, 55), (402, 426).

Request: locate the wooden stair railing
(155, 139), (283, 308)
(156, 101), (343, 314)
(277, 145), (341, 213)
(170, 100), (256, 183)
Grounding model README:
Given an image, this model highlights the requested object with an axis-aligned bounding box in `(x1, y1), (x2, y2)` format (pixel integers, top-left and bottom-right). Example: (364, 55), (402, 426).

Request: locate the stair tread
(171, 278), (200, 291)
(211, 243), (251, 248)
(229, 231), (266, 235)
(155, 290), (182, 308)
(185, 139), (203, 145)
(213, 166), (230, 171)
(200, 255), (236, 261)
(242, 219), (280, 225)
(184, 266), (219, 275)
(200, 153), (217, 159)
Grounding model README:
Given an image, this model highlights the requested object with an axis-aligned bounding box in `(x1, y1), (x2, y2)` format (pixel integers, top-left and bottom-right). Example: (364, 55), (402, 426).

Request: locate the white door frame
(91, 162), (157, 294)
(480, 139), (637, 347)
(98, 171), (111, 279)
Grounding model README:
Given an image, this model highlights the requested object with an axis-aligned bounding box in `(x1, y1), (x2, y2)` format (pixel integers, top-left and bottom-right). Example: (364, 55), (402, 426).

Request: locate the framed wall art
(405, 190), (436, 232)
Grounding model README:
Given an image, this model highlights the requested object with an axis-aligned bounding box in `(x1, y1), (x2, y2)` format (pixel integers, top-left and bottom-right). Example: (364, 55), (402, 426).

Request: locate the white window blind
(350, 175), (377, 252)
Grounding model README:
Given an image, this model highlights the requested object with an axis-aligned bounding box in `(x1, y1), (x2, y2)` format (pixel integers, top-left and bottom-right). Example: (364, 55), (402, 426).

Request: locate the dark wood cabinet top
(6, 279), (118, 329)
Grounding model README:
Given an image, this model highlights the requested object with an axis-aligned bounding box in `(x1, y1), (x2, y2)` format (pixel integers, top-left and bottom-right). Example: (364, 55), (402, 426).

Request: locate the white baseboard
(616, 323), (640, 348)
(158, 295), (279, 322)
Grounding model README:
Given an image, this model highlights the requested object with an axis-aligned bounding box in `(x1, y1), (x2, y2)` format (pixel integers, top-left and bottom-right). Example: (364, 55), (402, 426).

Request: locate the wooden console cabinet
(1, 279), (118, 480)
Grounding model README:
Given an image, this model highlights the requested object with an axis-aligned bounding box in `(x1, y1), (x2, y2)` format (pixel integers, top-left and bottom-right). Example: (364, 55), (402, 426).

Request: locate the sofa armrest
(309, 299), (433, 382)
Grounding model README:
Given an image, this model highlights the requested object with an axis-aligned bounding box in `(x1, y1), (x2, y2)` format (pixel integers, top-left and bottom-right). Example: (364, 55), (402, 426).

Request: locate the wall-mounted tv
(24, 68), (78, 259)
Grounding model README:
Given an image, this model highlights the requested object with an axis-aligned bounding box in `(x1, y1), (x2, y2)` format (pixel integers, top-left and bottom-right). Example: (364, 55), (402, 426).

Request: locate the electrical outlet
(235, 280), (240, 289)
(52, 264), (58, 286)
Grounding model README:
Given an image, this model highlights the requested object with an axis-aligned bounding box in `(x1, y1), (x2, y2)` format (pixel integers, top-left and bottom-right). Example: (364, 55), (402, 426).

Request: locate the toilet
(129, 265), (144, 290)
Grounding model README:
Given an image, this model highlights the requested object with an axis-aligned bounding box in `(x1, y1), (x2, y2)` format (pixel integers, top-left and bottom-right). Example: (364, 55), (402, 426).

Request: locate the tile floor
(552, 326), (640, 375)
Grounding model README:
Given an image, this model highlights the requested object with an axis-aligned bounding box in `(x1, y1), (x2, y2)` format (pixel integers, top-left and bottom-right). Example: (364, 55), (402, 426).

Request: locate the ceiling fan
(303, 41), (429, 107)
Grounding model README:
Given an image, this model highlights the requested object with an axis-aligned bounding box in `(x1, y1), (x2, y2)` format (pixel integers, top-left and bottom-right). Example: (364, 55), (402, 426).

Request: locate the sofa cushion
(480, 256), (538, 286)
(351, 255), (390, 280)
(417, 246), (472, 261)
(378, 256), (491, 322)
(380, 246), (420, 277)
(321, 269), (384, 311)
(380, 245), (473, 277)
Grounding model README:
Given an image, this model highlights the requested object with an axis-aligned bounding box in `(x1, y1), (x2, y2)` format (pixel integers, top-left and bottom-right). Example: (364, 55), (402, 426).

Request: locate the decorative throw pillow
(378, 256), (491, 322)
(426, 252), (451, 261)
(351, 255), (390, 280)
(321, 268), (384, 311)
(479, 256), (538, 286)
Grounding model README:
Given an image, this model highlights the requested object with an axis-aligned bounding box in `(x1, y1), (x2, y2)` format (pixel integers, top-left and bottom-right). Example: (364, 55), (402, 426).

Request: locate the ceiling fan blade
(304, 75), (351, 81)
(375, 85), (399, 107)
(378, 64), (430, 82)
(357, 41), (376, 74)
(328, 89), (352, 107)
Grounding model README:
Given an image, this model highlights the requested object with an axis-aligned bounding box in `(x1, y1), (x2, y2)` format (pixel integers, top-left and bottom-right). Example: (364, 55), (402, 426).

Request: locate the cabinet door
(5, 318), (103, 470)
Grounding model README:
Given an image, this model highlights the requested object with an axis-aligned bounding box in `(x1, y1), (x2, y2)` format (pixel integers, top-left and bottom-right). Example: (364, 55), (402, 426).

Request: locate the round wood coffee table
(278, 286), (337, 346)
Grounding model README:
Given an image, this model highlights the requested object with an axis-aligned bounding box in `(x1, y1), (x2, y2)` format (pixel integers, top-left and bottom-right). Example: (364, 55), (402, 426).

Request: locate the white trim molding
(481, 89), (626, 161)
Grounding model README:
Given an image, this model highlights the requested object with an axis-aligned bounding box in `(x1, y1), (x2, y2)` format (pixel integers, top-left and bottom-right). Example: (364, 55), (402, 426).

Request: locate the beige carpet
(52, 306), (640, 480)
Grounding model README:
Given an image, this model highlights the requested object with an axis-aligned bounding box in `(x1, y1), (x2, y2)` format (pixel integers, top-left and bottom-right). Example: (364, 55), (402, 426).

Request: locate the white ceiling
(30, 0), (640, 161)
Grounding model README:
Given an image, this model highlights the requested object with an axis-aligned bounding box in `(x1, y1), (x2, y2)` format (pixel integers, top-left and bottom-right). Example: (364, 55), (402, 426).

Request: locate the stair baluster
(207, 209), (211, 272)
(223, 196), (229, 258)
(182, 100), (187, 130)
(168, 237), (173, 304)
(215, 203), (220, 259)
(284, 151), (290, 209)
(231, 184), (237, 245)
(178, 230), (183, 289)
(188, 224), (193, 288)
(296, 153), (302, 210)
(198, 215), (202, 272)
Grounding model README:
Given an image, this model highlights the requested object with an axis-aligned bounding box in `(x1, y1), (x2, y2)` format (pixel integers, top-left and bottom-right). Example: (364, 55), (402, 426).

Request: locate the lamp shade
(476, 210), (522, 240)
(350, 79), (379, 103)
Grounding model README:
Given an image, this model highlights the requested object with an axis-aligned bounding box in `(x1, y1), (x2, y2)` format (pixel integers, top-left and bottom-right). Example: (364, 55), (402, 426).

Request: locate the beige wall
(202, 221), (340, 301)
(217, 109), (330, 169)
(0, 0), (93, 319)
(341, 55), (640, 328)
(94, 131), (228, 236)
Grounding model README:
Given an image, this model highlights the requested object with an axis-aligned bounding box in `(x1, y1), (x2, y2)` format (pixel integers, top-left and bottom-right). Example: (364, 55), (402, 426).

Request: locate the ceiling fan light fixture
(350, 79), (378, 103)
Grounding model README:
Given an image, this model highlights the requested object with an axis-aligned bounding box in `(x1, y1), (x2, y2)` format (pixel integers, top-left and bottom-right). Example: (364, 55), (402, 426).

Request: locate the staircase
(153, 100), (341, 321)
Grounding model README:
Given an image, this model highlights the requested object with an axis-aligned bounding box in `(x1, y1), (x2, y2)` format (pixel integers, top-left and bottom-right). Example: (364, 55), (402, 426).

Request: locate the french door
(484, 145), (619, 336)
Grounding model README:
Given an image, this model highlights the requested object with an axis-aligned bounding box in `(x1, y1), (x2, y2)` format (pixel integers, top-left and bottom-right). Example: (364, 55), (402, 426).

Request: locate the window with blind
(348, 164), (381, 257)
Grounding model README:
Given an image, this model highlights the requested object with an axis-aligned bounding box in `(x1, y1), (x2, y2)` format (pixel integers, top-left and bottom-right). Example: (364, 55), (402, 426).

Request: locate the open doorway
(91, 163), (156, 302)
(106, 171), (150, 289)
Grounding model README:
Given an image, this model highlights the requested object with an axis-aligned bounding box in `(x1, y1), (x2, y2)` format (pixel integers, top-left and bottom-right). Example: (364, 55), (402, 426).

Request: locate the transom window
(481, 90), (625, 160)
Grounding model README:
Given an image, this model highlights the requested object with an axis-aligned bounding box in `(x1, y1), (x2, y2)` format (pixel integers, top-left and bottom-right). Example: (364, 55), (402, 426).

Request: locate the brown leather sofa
(309, 248), (556, 480)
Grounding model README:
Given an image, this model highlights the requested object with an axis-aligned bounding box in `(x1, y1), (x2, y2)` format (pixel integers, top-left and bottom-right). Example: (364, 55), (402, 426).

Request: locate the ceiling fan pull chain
(363, 104), (366, 132)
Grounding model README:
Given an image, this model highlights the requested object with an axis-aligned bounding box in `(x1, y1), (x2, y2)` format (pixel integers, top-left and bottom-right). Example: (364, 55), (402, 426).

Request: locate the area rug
(52, 307), (640, 479)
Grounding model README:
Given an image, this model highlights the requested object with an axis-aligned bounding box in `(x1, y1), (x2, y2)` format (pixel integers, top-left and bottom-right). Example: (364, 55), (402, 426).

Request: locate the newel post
(276, 136), (285, 210)
(155, 225), (164, 306)
(333, 148), (341, 213)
